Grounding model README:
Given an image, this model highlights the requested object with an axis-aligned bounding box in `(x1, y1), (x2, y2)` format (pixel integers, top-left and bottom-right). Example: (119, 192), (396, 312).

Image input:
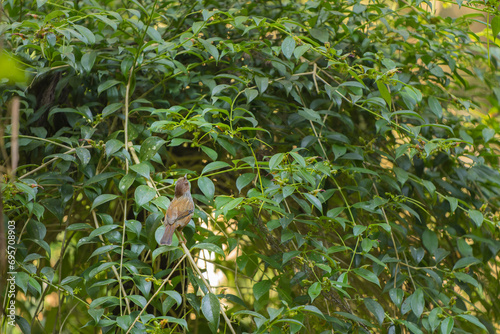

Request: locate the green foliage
(1, 0), (500, 333)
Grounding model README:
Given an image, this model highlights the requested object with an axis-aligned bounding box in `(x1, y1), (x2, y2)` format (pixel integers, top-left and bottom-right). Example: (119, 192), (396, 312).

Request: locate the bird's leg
(177, 230), (187, 244)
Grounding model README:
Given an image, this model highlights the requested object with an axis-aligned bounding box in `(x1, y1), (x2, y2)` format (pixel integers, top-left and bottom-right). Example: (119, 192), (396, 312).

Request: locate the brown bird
(160, 175), (195, 245)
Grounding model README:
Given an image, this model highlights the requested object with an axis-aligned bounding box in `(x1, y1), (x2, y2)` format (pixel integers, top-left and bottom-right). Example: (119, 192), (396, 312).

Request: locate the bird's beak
(184, 174), (187, 179)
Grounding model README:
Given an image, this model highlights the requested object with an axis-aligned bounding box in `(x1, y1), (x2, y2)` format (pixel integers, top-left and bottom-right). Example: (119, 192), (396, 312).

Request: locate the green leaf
(335, 312), (374, 328)
(492, 16), (500, 40)
(221, 197), (244, 215)
(298, 108), (322, 123)
(198, 177), (215, 199)
(411, 288), (424, 318)
(428, 308), (441, 331)
(269, 153), (285, 170)
(289, 151), (306, 167)
(422, 180), (435, 197)
(201, 146), (218, 161)
(376, 81), (391, 109)
(202, 161), (231, 174)
(389, 288), (404, 307)
(105, 139), (123, 156)
(364, 298), (384, 325)
(16, 272), (30, 293)
(315, 263), (331, 273)
(89, 296), (120, 309)
(140, 136), (166, 161)
(75, 147), (91, 166)
(28, 277), (42, 295)
(456, 314), (487, 331)
(130, 162), (150, 179)
(91, 194), (119, 211)
(89, 262), (118, 278)
(89, 225), (119, 239)
(453, 256), (481, 270)
(310, 28), (329, 42)
(244, 88), (258, 103)
(152, 245), (177, 261)
(67, 223), (92, 231)
(281, 36), (296, 59)
(457, 238), (473, 257)
(163, 290), (182, 307)
(255, 76), (269, 94)
(253, 280), (272, 300)
(482, 127), (495, 143)
(74, 25), (95, 44)
(282, 251), (301, 265)
(294, 44), (310, 59)
(283, 185), (294, 198)
(303, 193), (322, 212)
(454, 272), (479, 288)
(422, 229), (438, 254)
(267, 307), (283, 321)
(134, 185), (156, 206)
(119, 173), (135, 193)
(94, 14), (117, 30)
(447, 197), (458, 213)
(469, 209), (483, 227)
(146, 26), (161, 41)
(201, 293), (220, 334)
(98, 80), (121, 95)
(127, 295), (147, 308)
(199, 39), (220, 61)
(192, 21), (205, 34)
(401, 320), (423, 334)
(155, 316), (188, 329)
(308, 282), (322, 302)
(89, 245), (119, 259)
(60, 276), (81, 285)
(441, 317), (454, 334)
(116, 315), (132, 330)
(236, 173), (254, 192)
(353, 225), (366, 236)
(81, 51), (97, 73)
(428, 97), (442, 118)
(191, 243), (225, 258)
(301, 305), (325, 319)
(102, 103), (123, 118)
(125, 220), (142, 237)
(353, 268), (380, 287)
(88, 308), (104, 323)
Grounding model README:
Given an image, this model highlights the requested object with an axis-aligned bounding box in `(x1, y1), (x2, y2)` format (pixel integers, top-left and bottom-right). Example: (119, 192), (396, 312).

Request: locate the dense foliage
(1, 0), (500, 333)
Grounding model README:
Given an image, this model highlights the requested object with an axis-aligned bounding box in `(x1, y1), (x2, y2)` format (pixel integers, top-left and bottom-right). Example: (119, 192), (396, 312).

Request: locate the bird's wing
(165, 198), (179, 225)
(166, 196), (194, 225)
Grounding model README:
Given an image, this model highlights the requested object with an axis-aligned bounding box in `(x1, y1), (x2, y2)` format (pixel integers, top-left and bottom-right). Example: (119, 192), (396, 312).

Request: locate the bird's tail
(160, 224), (175, 245)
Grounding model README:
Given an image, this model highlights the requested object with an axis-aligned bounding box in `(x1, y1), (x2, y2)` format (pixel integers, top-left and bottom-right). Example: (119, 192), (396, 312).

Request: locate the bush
(1, 0), (500, 333)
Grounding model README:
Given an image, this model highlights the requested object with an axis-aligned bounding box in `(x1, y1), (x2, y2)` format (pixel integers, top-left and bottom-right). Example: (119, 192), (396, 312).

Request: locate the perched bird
(160, 175), (195, 245)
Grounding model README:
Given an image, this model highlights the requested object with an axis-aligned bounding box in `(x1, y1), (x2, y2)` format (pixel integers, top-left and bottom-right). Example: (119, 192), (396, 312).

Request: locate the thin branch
(125, 254), (187, 334)
(90, 211), (131, 313)
(10, 97), (19, 178)
(181, 242), (237, 334)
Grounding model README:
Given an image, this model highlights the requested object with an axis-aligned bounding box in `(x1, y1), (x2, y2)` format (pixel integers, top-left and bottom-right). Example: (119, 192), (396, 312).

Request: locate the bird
(160, 175), (195, 245)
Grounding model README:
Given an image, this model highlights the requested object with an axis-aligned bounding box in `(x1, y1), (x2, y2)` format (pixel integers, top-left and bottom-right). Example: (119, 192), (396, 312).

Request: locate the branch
(181, 242), (237, 334)
(125, 254), (187, 334)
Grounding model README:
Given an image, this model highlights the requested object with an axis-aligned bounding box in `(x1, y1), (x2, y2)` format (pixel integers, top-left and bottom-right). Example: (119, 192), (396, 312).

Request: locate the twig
(19, 145), (93, 180)
(58, 303), (78, 334)
(10, 97), (19, 177)
(90, 211), (131, 313)
(181, 242), (237, 334)
(125, 254), (187, 334)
